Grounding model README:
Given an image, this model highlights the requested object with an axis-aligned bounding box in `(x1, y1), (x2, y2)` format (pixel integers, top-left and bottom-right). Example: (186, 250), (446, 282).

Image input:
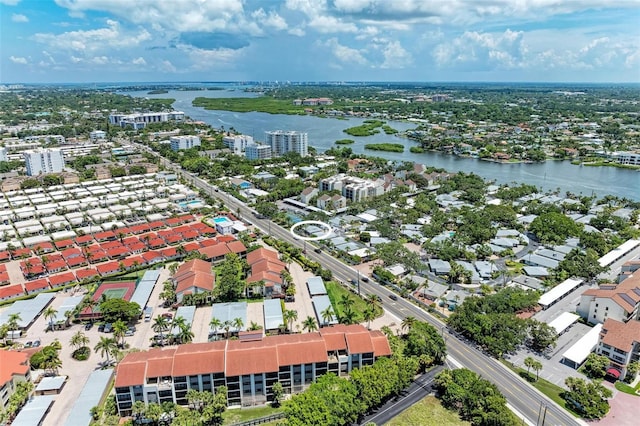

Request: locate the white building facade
(245, 144), (272, 160)
(223, 135), (254, 155)
(23, 148), (65, 176)
(170, 135), (201, 151)
(265, 130), (308, 157)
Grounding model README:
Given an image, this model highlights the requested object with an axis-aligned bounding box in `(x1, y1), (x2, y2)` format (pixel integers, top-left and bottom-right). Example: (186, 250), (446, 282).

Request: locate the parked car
(84, 322), (93, 330)
(33, 340), (41, 347)
(103, 323), (113, 333)
(125, 329), (134, 337)
(24, 341), (33, 348)
(98, 324), (105, 332)
(388, 294), (398, 301)
(161, 313), (173, 319)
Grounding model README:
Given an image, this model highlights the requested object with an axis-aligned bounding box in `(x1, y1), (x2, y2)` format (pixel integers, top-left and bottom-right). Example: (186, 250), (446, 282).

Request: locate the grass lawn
(615, 381), (640, 396)
(503, 362), (582, 417)
(222, 405), (284, 425)
(384, 396), (470, 426)
(325, 281), (383, 323)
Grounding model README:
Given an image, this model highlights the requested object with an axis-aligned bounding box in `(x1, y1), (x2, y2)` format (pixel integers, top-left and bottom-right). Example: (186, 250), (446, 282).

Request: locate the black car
(103, 323), (113, 333)
(97, 324), (105, 332)
(85, 322), (93, 330)
(33, 340), (41, 347)
(388, 294), (398, 301)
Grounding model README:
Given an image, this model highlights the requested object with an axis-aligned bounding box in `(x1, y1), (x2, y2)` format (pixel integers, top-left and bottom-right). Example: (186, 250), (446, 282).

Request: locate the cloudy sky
(1, 0), (639, 83)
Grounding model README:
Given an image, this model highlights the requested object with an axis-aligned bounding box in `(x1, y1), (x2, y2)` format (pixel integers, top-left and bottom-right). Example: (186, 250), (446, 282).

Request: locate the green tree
(271, 381), (284, 407)
(94, 336), (118, 365)
(403, 321), (447, 365)
(43, 306), (58, 332)
(99, 299), (141, 323)
(528, 321), (558, 353)
(583, 353), (610, 380)
(70, 330), (89, 351)
(362, 308), (375, 330)
(152, 316), (170, 345)
(302, 316), (318, 333)
(529, 212), (582, 245)
(556, 248), (607, 281)
(321, 307), (335, 326)
(524, 356), (536, 376)
(563, 377), (612, 419)
(112, 320), (128, 347)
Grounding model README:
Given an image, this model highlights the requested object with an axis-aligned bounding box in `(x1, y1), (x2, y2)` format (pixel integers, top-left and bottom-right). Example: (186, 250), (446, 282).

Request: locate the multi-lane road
(149, 149), (585, 426)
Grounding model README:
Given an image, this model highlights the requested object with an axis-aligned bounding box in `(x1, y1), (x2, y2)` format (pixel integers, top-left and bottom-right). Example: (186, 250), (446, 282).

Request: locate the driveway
(594, 383), (638, 426)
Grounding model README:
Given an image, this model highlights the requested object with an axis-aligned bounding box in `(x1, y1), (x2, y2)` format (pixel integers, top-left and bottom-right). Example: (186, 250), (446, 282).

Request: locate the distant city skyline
(1, 0), (639, 84)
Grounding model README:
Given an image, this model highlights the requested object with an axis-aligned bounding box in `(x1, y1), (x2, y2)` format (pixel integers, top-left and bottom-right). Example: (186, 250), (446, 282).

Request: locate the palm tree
(7, 313), (21, 334)
(365, 294), (380, 311)
(112, 320), (128, 347)
(363, 308), (375, 330)
(70, 330), (89, 351)
(339, 294), (354, 312)
(401, 316), (417, 333)
(283, 309), (298, 333)
(177, 324), (194, 344)
(152, 316), (170, 345)
(94, 336), (118, 365)
(302, 316), (318, 333)
(340, 309), (357, 325)
(43, 307), (58, 332)
(210, 317), (222, 340)
(223, 320), (232, 339)
(44, 355), (63, 376)
(84, 297), (98, 321)
(321, 307), (335, 327)
(232, 317), (244, 333)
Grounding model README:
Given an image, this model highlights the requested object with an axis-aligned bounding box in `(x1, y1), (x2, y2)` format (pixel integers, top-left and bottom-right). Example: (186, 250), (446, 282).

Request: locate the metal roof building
(312, 295), (338, 327)
(548, 312), (580, 335)
(263, 299), (284, 331)
(561, 324), (603, 369)
(12, 395), (56, 426)
(130, 269), (161, 309)
(306, 276), (327, 297)
(0, 293), (55, 329)
(539, 278), (583, 309)
(63, 368), (114, 426)
(210, 302), (247, 334)
(171, 305), (196, 336)
(53, 295), (84, 324)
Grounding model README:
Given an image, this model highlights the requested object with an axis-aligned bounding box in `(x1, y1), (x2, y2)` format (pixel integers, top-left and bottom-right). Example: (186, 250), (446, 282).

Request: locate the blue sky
(1, 0), (639, 83)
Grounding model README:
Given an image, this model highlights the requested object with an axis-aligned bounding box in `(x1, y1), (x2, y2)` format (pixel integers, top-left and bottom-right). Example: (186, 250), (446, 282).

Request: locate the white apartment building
(245, 144), (272, 160)
(577, 273), (640, 324)
(319, 174), (386, 202)
(265, 130), (308, 157)
(109, 111), (185, 129)
(170, 135), (201, 151)
(612, 151), (640, 166)
(23, 135), (65, 144)
(90, 130), (107, 141)
(23, 148), (65, 176)
(596, 318), (640, 381)
(0, 147), (7, 163)
(223, 134), (254, 155)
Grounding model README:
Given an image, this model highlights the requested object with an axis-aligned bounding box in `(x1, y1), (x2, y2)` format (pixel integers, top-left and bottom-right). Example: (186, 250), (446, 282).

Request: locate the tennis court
(92, 281), (136, 302)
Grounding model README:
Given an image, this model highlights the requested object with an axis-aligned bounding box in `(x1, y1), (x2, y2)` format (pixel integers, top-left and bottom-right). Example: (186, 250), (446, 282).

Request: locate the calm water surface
(124, 88), (639, 200)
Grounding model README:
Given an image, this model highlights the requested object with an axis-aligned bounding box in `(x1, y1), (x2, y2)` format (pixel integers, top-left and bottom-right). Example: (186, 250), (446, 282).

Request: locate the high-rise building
(170, 135), (201, 151)
(265, 130), (308, 157)
(23, 148), (65, 176)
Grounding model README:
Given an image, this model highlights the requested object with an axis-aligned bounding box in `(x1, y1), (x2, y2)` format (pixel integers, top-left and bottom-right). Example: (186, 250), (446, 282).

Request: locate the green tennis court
(100, 287), (129, 299)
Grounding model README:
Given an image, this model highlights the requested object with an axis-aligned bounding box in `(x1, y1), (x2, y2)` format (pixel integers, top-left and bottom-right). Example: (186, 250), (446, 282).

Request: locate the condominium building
(223, 135), (254, 155)
(612, 151), (640, 166)
(0, 147), (7, 163)
(170, 135), (201, 151)
(245, 144), (272, 160)
(23, 148), (65, 176)
(265, 130), (308, 157)
(319, 174), (386, 202)
(114, 324), (391, 415)
(90, 130), (107, 141)
(0, 350), (31, 411)
(577, 273), (640, 324)
(109, 111), (185, 129)
(596, 318), (640, 381)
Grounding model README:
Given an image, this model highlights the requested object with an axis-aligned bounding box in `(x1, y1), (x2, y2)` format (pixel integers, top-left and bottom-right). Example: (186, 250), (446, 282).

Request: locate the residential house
(0, 350), (31, 411)
(300, 187), (318, 205)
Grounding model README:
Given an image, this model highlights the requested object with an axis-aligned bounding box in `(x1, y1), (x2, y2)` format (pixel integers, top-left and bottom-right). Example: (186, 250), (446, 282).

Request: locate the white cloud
(132, 57), (146, 65)
(321, 38), (368, 65)
(433, 30), (527, 69)
(160, 60), (177, 73)
(379, 40), (412, 69)
(54, 0), (259, 34)
(9, 56), (28, 64)
(33, 20), (151, 54)
(11, 13), (28, 23)
(252, 8), (288, 31)
(0, 0), (21, 5)
(176, 43), (247, 71)
(288, 27), (306, 37)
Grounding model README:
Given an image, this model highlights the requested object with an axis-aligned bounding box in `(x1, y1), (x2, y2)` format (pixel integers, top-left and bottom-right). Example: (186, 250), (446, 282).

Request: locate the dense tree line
(434, 368), (520, 426)
(447, 288), (557, 357)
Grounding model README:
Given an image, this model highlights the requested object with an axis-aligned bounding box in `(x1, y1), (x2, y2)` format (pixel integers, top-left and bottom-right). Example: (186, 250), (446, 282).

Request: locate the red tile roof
(66, 256), (87, 267)
(54, 239), (75, 249)
(226, 341), (279, 376)
(76, 268), (99, 280)
(74, 235), (94, 245)
(49, 271), (76, 287)
(600, 318), (640, 352)
(24, 278), (49, 292)
(173, 342), (226, 376)
(61, 248), (82, 259)
(247, 247), (280, 265)
(174, 259), (214, 295)
(0, 284), (24, 300)
(199, 238), (218, 247)
(0, 350), (30, 387)
(198, 243), (230, 259)
(226, 240), (247, 255)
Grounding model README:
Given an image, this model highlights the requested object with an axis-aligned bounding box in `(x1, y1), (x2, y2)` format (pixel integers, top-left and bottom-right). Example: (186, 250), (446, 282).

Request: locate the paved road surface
(143, 146), (587, 426)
